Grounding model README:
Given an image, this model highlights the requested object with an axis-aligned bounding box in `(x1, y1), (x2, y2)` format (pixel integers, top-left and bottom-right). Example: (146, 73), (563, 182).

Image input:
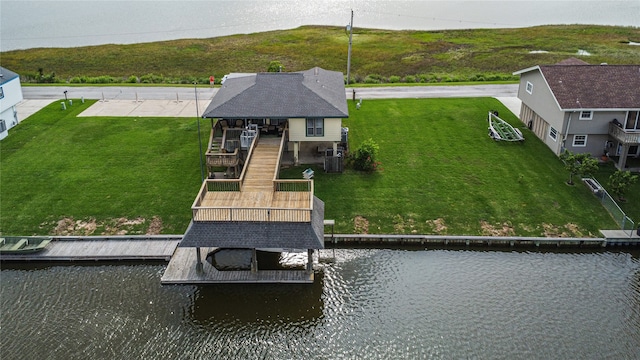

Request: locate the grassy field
(284, 98), (635, 236)
(2, 25), (639, 84)
(2, 98), (636, 237)
(0, 100), (206, 235)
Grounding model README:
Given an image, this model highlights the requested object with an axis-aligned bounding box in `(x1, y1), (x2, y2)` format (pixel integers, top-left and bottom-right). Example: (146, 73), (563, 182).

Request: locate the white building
(0, 67), (24, 140)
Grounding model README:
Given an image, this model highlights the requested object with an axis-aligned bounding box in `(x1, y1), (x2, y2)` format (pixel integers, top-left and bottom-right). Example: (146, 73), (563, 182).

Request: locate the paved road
(18, 84), (521, 119)
(22, 84), (518, 101)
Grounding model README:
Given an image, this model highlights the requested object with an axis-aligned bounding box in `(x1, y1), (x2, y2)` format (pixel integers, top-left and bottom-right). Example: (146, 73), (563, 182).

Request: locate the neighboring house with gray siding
(513, 59), (640, 170)
(0, 67), (24, 141)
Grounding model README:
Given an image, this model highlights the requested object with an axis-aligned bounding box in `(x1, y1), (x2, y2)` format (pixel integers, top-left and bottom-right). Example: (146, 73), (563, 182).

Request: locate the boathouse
(161, 67), (348, 284)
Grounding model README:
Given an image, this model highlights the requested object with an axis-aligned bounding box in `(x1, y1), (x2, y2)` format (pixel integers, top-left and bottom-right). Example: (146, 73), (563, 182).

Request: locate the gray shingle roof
(179, 196), (325, 249)
(202, 67), (348, 119)
(535, 64), (640, 110)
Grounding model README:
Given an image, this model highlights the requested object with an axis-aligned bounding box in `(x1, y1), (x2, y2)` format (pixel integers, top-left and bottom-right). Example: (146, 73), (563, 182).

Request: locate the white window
(572, 135), (588, 147)
(549, 127), (557, 141)
(306, 118), (324, 137)
(525, 81), (533, 94)
(579, 111), (593, 120)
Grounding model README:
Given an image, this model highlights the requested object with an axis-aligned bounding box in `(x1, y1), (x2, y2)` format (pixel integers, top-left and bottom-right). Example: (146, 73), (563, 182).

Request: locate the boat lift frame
(488, 111), (524, 142)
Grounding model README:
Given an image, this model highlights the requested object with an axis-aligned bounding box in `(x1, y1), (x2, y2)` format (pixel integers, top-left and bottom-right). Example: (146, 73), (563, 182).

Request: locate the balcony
(609, 122), (640, 145)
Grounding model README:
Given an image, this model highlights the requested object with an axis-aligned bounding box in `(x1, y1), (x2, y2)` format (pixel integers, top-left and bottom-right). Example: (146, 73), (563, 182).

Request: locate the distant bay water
(1, 0), (638, 51)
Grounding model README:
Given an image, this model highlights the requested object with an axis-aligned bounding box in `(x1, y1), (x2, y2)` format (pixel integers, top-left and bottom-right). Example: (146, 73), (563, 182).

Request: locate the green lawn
(0, 100), (205, 235)
(1, 97), (636, 237)
(284, 98), (631, 236)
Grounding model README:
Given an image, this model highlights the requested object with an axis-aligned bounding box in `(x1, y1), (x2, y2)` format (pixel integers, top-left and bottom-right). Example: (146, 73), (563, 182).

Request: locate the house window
(572, 135), (588, 147)
(579, 111), (593, 120)
(525, 81), (533, 94)
(306, 118), (324, 137)
(549, 126), (558, 141)
(0, 87), (4, 99)
(0, 119), (6, 132)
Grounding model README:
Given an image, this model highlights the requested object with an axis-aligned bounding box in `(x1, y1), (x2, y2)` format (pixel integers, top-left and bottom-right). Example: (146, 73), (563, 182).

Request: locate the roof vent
(314, 67), (319, 76)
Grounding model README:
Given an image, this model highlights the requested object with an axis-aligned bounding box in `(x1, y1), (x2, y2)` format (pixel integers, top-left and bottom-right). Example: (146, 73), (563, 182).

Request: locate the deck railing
(192, 207), (312, 222)
(191, 124), (315, 223)
(609, 123), (640, 144)
(273, 179), (313, 192)
(205, 148), (240, 167)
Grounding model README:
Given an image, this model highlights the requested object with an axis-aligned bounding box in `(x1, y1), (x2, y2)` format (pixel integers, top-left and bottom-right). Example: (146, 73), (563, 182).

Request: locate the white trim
(525, 81), (533, 94)
(306, 118), (324, 137)
(513, 65), (541, 75)
(572, 134), (588, 147)
(549, 126), (558, 141)
(579, 110), (593, 120)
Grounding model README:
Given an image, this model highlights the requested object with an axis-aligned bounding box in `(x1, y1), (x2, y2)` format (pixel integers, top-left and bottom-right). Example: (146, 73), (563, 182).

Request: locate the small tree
(560, 150), (598, 185)
(267, 60), (284, 72)
(352, 138), (380, 172)
(608, 170), (639, 201)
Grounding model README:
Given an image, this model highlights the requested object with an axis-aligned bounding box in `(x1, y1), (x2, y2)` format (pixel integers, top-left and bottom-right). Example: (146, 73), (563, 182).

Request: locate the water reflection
(187, 273), (324, 326)
(1, 249), (639, 359)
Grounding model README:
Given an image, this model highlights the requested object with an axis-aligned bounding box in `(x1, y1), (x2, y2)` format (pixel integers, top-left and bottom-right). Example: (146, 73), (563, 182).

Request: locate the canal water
(2, 248), (640, 359)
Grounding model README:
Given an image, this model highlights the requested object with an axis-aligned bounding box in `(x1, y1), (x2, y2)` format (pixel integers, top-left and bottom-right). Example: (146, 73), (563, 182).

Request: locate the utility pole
(346, 9), (353, 85)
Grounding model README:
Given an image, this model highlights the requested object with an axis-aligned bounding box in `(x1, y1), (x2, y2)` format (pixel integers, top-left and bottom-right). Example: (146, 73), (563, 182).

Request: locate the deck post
(251, 248), (258, 273)
(195, 247), (203, 272)
(617, 143), (630, 170)
(306, 249), (313, 273)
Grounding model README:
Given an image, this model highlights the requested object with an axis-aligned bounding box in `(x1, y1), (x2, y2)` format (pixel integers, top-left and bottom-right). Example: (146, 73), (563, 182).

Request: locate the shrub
(388, 75), (401, 83)
(418, 74), (431, 83)
(608, 170), (639, 201)
(127, 75), (138, 83)
(364, 74), (384, 84)
(559, 150), (599, 185)
(267, 60), (284, 72)
(404, 75), (416, 83)
(352, 138), (381, 172)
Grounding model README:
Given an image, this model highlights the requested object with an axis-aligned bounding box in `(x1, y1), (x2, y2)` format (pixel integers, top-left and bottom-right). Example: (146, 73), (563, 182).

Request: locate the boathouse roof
(179, 196), (325, 249)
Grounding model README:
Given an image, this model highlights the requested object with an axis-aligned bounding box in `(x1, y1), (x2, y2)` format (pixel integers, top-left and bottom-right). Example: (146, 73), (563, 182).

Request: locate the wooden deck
(0, 238), (180, 261)
(193, 137), (313, 222)
(161, 247), (314, 284)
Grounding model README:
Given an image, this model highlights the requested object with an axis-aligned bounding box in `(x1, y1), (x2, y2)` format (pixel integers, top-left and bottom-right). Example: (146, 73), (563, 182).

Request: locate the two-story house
(513, 59), (640, 170)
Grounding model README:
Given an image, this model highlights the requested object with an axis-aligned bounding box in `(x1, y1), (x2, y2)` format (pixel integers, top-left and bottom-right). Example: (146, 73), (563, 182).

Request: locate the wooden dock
(0, 237), (181, 262)
(161, 247), (314, 284)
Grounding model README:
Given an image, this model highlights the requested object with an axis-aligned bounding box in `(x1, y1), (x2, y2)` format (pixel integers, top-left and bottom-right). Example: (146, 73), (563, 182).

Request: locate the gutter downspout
(562, 111), (573, 153)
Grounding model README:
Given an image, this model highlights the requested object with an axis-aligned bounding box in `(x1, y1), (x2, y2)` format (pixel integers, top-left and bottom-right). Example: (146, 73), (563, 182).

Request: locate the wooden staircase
(243, 137), (281, 192)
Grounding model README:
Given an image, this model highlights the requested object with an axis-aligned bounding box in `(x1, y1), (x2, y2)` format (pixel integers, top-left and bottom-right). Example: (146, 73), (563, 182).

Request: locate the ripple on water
(1, 249), (639, 359)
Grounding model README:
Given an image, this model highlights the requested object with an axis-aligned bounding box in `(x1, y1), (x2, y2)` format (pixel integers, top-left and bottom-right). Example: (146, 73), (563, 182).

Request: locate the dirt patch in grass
(393, 215), (418, 234)
(542, 223), (585, 237)
(146, 216), (163, 235)
(426, 218), (448, 234)
(354, 215), (369, 234)
(480, 220), (515, 236)
(48, 216), (161, 236)
(53, 217), (97, 236)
